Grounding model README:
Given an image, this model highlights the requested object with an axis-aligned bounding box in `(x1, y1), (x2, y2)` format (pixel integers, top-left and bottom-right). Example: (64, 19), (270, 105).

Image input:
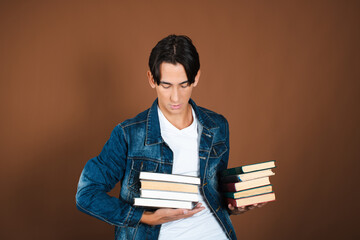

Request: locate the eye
(161, 83), (171, 89)
(180, 82), (189, 88)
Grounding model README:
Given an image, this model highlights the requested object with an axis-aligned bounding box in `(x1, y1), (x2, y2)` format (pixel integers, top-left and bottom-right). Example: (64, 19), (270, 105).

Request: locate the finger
(189, 206), (205, 214)
(193, 203), (203, 209)
(258, 202), (267, 207)
(181, 208), (198, 215)
(232, 207), (246, 215)
(234, 205), (250, 212)
(237, 205), (246, 210)
(237, 206), (247, 211)
(255, 203), (263, 208)
(228, 203), (235, 210)
(235, 206), (246, 212)
(175, 205), (205, 216)
(180, 208), (204, 219)
(170, 208), (189, 216)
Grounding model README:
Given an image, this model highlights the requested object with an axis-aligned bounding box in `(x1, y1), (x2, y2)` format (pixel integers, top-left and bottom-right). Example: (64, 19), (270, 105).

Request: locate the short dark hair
(148, 34), (200, 85)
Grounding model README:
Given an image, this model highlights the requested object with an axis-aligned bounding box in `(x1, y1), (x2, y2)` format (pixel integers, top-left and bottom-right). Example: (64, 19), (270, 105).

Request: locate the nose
(170, 86), (179, 103)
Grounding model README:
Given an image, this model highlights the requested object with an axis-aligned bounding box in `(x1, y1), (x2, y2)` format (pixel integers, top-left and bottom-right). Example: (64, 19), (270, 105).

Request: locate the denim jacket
(76, 99), (237, 240)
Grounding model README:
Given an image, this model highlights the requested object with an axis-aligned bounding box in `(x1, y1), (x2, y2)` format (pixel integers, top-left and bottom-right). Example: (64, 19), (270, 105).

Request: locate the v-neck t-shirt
(157, 106), (228, 240)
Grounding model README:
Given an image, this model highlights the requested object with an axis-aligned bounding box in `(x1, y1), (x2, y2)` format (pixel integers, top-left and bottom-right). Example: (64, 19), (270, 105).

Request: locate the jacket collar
(145, 98), (219, 146)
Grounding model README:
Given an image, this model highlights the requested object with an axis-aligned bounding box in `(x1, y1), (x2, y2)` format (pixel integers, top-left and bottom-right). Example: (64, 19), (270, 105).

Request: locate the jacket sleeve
(75, 124), (144, 227)
(218, 116), (230, 172)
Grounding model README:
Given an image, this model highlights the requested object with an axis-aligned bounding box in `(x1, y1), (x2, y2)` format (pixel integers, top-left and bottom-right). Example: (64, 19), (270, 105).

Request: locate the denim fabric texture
(76, 99), (237, 240)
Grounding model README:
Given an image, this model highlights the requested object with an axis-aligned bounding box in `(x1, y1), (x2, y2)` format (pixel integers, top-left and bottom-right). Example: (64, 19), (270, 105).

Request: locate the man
(76, 34), (263, 240)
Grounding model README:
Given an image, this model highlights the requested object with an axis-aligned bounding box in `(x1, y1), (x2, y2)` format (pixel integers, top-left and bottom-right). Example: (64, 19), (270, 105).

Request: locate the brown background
(1, 1), (359, 239)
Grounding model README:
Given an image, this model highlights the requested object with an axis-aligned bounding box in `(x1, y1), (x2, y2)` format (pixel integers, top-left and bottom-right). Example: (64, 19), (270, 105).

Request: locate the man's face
(148, 62), (200, 118)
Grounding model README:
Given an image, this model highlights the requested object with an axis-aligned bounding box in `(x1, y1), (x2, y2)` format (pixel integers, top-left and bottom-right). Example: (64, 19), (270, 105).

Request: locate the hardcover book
(140, 172), (200, 185)
(221, 177), (271, 192)
(140, 189), (199, 202)
(141, 180), (199, 193)
(221, 169), (275, 183)
(221, 160), (276, 176)
(223, 185), (273, 199)
(134, 172), (201, 209)
(225, 192), (276, 207)
(134, 198), (198, 209)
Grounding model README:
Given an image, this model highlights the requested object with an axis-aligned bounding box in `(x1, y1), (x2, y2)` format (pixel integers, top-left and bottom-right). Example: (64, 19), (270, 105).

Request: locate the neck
(160, 104), (193, 130)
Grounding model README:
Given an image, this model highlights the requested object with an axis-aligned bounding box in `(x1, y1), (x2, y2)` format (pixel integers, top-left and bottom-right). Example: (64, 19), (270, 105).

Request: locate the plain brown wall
(1, 1), (359, 239)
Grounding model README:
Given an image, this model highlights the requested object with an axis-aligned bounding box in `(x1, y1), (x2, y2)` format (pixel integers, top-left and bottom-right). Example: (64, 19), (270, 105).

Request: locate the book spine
(221, 182), (237, 192)
(139, 172), (200, 185)
(221, 167), (244, 177)
(223, 192), (236, 198)
(225, 193), (276, 207)
(220, 175), (243, 183)
(222, 160), (276, 176)
(225, 198), (237, 206)
(224, 191), (274, 200)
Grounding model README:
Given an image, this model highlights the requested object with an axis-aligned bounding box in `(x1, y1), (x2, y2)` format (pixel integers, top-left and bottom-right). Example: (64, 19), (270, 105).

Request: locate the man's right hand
(140, 203), (205, 226)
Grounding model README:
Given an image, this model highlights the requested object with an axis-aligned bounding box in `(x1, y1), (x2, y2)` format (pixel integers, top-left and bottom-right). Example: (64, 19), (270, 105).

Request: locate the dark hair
(148, 34), (200, 85)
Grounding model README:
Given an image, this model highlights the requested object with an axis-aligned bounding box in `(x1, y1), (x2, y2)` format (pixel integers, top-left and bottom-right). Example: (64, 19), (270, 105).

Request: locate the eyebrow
(159, 80), (189, 85)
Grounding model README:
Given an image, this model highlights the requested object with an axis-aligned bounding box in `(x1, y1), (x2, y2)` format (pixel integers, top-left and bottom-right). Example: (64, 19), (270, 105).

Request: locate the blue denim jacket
(76, 99), (237, 240)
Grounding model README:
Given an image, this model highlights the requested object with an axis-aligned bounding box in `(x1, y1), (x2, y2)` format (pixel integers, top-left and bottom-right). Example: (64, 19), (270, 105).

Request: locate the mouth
(170, 104), (181, 110)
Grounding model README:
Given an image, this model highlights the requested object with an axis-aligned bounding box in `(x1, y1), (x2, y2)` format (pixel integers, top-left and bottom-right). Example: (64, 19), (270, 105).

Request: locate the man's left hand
(228, 202), (267, 215)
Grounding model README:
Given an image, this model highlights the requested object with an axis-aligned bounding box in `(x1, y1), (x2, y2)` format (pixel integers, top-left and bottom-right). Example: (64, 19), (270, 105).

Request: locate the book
(221, 169), (275, 183)
(140, 172), (200, 185)
(221, 160), (276, 176)
(225, 192), (276, 207)
(134, 197), (198, 209)
(140, 189), (199, 202)
(141, 180), (199, 193)
(221, 177), (271, 192)
(223, 185), (273, 199)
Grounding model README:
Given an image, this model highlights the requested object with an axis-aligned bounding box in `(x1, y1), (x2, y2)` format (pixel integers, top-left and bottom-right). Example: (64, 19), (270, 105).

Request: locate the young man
(76, 35), (262, 240)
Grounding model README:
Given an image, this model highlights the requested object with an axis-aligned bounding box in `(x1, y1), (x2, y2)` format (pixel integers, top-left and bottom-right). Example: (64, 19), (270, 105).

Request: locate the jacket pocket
(209, 142), (228, 158)
(207, 142), (228, 180)
(127, 158), (159, 194)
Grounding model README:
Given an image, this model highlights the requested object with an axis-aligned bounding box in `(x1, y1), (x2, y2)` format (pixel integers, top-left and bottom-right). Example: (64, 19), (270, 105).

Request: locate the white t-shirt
(157, 107), (228, 240)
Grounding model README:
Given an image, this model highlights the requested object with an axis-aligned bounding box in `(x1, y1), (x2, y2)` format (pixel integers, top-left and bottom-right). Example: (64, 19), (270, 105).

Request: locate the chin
(167, 106), (183, 112)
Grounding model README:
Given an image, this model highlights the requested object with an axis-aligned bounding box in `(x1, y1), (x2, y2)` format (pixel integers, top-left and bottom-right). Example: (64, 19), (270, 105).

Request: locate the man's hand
(140, 203), (205, 226)
(228, 202), (267, 215)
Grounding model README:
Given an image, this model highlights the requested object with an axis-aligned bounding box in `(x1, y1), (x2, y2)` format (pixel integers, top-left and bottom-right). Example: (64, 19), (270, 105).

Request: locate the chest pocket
(207, 142), (228, 180)
(127, 158), (159, 194)
(209, 142), (228, 158)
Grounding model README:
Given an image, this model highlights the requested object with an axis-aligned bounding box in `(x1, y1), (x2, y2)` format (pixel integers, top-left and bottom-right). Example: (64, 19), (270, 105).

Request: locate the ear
(193, 69), (201, 87)
(147, 71), (156, 88)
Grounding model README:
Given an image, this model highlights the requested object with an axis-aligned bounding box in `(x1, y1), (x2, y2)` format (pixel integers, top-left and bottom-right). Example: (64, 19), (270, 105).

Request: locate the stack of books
(221, 160), (276, 207)
(134, 172), (200, 209)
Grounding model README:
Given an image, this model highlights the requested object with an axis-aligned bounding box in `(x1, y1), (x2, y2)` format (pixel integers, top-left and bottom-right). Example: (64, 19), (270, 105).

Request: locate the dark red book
(221, 177), (270, 192)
